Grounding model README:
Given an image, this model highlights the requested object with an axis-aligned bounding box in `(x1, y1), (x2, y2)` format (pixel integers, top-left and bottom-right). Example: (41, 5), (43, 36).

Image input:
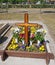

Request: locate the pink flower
(30, 33), (35, 38)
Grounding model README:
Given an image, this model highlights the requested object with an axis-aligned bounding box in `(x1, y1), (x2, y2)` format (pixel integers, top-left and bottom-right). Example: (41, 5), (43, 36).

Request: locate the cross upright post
(24, 13), (29, 44)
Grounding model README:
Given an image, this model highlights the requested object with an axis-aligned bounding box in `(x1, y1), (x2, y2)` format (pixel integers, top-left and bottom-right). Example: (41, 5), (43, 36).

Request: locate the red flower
(19, 34), (25, 39)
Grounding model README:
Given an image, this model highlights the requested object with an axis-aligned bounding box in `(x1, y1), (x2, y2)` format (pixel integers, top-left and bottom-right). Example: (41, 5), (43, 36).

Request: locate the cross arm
(28, 23), (42, 28)
(15, 23), (25, 27)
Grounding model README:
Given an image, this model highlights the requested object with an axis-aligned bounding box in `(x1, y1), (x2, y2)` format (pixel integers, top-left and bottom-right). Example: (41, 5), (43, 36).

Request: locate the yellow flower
(26, 46), (30, 52)
(10, 46), (13, 49)
(41, 45), (44, 48)
(15, 44), (18, 47)
(42, 48), (45, 51)
(43, 30), (47, 34)
(11, 41), (14, 44)
(31, 45), (35, 48)
(30, 27), (36, 33)
(11, 38), (16, 44)
(39, 45), (45, 51)
(12, 45), (16, 49)
(22, 27), (25, 30)
(18, 26), (22, 29)
(20, 31), (25, 34)
(7, 44), (18, 50)
(39, 47), (42, 51)
(26, 46), (30, 49)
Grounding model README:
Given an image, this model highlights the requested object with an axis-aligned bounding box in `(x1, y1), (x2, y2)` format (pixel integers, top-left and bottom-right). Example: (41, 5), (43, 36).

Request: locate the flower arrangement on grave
(7, 27), (25, 50)
(35, 29), (46, 52)
(35, 29), (47, 46)
(7, 27), (20, 50)
(26, 27), (47, 52)
(7, 26), (47, 52)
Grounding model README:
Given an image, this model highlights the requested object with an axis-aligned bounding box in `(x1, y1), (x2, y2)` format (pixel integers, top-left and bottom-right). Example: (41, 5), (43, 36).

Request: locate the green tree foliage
(40, 0), (45, 4)
(0, 0), (45, 4)
(30, 0), (37, 3)
(0, 0), (4, 3)
(3, 0), (8, 3)
(8, 0), (12, 3)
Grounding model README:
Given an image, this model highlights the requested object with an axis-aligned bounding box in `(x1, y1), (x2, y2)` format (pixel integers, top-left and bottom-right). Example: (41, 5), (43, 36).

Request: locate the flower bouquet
(7, 26), (26, 51)
(7, 26), (46, 52)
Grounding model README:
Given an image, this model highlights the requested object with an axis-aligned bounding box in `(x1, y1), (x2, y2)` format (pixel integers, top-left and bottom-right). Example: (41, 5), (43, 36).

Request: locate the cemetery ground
(0, 8), (55, 65)
(0, 8), (55, 42)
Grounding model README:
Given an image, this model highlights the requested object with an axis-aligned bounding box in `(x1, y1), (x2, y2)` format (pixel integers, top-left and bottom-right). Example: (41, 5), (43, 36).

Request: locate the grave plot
(0, 23), (12, 58)
(0, 24), (4, 28)
(0, 13), (54, 65)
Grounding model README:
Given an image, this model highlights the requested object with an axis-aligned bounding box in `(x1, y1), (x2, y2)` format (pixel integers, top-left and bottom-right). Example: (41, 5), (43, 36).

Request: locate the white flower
(37, 28), (43, 32)
(14, 27), (20, 33)
(36, 28), (47, 33)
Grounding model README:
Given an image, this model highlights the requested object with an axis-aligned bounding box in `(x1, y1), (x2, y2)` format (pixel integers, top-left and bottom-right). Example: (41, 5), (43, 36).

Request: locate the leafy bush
(15, 4), (29, 8)
(31, 4), (42, 8)
(8, 4), (12, 8)
(0, 4), (55, 8)
(31, 4), (55, 8)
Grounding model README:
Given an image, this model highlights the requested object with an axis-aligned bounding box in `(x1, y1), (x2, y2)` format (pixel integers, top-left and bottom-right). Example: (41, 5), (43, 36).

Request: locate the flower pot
(22, 40), (25, 45)
(37, 40), (40, 47)
(30, 41), (32, 45)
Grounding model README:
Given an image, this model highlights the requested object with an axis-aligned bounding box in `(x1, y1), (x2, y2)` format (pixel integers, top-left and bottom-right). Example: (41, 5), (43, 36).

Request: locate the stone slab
(0, 56), (55, 65)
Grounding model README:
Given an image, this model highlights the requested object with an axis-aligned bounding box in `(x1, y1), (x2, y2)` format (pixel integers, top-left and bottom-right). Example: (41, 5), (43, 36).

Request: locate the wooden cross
(16, 13), (42, 44)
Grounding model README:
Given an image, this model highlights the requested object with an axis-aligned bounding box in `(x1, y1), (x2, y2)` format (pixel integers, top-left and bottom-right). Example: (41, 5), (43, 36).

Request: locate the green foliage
(30, 0), (37, 3)
(13, 33), (19, 38)
(31, 4), (55, 8)
(0, 4), (55, 8)
(35, 32), (44, 42)
(8, 0), (12, 3)
(0, 0), (4, 2)
(0, 0), (45, 4)
(26, 45), (38, 52)
(40, 0), (44, 3)
(31, 4), (42, 8)
(15, 4), (29, 8)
